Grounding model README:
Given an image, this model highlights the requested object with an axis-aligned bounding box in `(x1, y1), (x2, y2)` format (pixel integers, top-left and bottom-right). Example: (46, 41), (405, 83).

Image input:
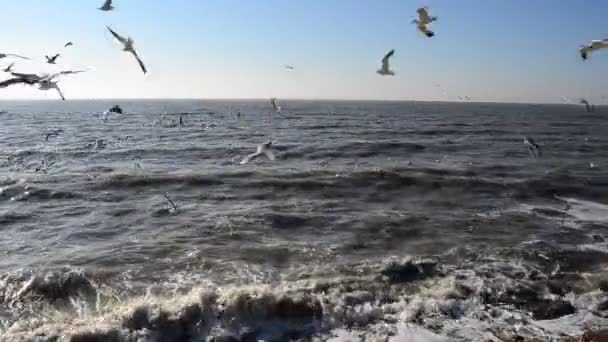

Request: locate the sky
(1, 0), (608, 103)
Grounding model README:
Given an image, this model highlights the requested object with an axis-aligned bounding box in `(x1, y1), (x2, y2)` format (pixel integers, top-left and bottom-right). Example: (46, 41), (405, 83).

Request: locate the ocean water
(0, 100), (607, 341)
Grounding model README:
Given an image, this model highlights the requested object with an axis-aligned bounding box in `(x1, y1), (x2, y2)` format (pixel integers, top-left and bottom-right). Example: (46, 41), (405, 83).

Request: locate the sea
(0, 100), (607, 341)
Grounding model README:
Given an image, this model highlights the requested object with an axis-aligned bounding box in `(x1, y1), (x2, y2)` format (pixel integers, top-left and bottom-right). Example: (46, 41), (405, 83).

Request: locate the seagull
(283, 65), (295, 70)
(377, 49), (395, 76)
(64, 42), (73, 48)
(44, 129), (64, 142)
(0, 53), (29, 60)
(412, 7), (437, 37)
(109, 105), (123, 114)
(99, 0), (114, 11)
(270, 98), (282, 113)
(523, 136), (541, 159)
(45, 54), (60, 64)
(240, 141), (276, 165)
(0, 69), (88, 99)
(107, 26), (147, 74)
(579, 39), (608, 61)
(102, 105), (123, 121)
(3, 63), (15, 73)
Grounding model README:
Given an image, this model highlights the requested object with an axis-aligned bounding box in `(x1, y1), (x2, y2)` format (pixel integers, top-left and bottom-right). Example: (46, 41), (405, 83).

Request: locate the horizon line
(0, 98), (592, 106)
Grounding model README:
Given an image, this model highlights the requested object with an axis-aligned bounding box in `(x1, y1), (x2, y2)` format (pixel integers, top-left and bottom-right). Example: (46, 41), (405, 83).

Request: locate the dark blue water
(1, 100), (607, 341)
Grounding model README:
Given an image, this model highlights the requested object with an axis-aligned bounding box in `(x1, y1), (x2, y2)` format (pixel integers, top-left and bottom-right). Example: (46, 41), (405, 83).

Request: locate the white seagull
(283, 65), (295, 70)
(240, 141), (276, 165)
(270, 98), (282, 113)
(107, 26), (147, 74)
(377, 49), (395, 76)
(0, 53), (29, 60)
(0, 69), (88, 100)
(99, 0), (115, 11)
(412, 7), (437, 38)
(579, 39), (608, 61)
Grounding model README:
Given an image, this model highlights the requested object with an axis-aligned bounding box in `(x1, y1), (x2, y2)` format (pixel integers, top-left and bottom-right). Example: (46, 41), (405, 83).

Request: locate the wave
(2, 250), (606, 341)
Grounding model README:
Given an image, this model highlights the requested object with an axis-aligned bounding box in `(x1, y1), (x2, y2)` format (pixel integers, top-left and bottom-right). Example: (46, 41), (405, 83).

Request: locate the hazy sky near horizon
(1, 0), (608, 103)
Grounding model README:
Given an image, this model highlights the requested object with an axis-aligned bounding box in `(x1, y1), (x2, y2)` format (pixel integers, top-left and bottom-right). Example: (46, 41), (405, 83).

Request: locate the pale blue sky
(1, 0), (607, 103)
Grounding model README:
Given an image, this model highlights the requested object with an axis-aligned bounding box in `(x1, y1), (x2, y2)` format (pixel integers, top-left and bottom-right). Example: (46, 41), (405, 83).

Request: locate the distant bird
(377, 49), (395, 76)
(270, 98), (282, 113)
(413, 7), (437, 37)
(579, 39), (608, 61)
(102, 105), (123, 121)
(45, 54), (60, 64)
(99, 0), (114, 11)
(109, 105), (123, 114)
(0, 53), (29, 60)
(580, 98), (594, 112)
(44, 129), (64, 142)
(590, 162), (597, 169)
(283, 65), (295, 70)
(240, 141), (276, 165)
(107, 26), (147, 74)
(3, 63), (15, 73)
(523, 136), (541, 159)
(64, 42), (73, 48)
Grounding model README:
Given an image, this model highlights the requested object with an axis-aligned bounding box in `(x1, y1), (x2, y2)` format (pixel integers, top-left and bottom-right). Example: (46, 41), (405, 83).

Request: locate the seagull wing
(240, 151), (261, 165)
(6, 54), (30, 60)
(263, 149), (276, 161)
(381, 49), (394, 70)
(130, 50), (147, 74)
(0, 78), (30, 88)
(417, 7), (432, 23)
(106, 26), (128, 45)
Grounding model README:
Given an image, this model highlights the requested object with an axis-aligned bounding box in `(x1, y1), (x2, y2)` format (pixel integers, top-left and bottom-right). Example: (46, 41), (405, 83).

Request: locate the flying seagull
(64, 42), (73, 48)
(579, 39), (608, 61)
(412, 7), (437, 37)
(523, 136), (541, 159)
(107, 26), (147, 74)
(0, 53), (29, 60)
(377, 49), (395, 76)
(270, 98), (282, 113)
(3, 63), (15, 73)
(45, 54), (60, 64)
(283, 65), (295, 70)
(99, 0), (114, 11)
(0, 69), (88, 100)
(240, 141), (276, 165)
